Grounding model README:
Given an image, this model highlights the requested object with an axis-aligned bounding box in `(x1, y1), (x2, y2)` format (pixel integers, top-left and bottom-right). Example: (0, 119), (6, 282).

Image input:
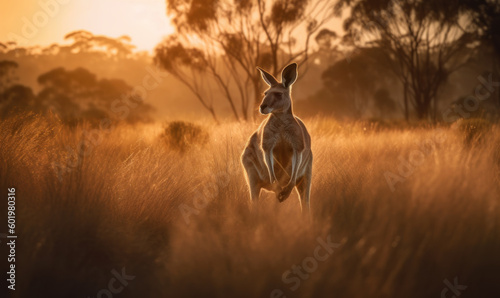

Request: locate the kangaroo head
(257, 63), (298, 115)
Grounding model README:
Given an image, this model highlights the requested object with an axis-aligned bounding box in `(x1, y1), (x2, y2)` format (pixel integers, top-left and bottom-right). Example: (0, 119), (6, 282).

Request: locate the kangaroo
(241, 63), (313, 212)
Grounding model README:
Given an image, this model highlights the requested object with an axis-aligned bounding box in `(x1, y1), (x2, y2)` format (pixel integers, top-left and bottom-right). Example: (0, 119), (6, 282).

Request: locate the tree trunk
(403, 83), (409, 121)
(208, 107), (219, 124)
(415, 100), (430, 120)
(493, 54), (500, 108)
(432, 96), (437, 123)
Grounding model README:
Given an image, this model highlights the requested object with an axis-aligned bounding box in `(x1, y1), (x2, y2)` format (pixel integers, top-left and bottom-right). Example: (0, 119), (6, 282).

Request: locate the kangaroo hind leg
(242, 154), (262, 202)
(296, 162), (312, 214)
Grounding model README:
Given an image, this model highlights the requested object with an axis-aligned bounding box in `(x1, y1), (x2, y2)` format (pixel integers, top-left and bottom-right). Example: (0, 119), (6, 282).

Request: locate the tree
(154, 38), (220, 122)
(35, 67), (154, 125)
(0, 85), (35, 119)
(64, 30), (136, 58)
(315, 28), (342, 65)
(155, 0), (336, 121)
(336, 0), (476, 121)
(0, 67), (154, 125)
(0, 60), (35, 119)
(0, 60), (19, 93)
(453, 0), (500, 106)
(373, 88), (397, 117)
(321, 47), (396, 118)
(457, 0), (500, 55)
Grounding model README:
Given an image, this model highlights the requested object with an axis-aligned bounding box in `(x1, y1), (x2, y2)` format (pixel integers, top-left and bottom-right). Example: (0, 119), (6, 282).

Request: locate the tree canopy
(0, 66), (154, 126)
(336, 0), (477, 121)
(156, 0), (337, 121)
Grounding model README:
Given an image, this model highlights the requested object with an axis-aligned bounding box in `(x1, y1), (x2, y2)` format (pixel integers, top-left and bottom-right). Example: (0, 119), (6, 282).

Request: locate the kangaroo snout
(260, 104), (270, 114)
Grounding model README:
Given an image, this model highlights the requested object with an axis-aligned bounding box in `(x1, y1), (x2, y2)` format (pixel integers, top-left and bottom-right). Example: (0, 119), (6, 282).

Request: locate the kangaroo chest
(263, 117), (301, 144)
(274, 138), (293, 156)
(261, 116), (303, 173)
(272, 140), (293, 182)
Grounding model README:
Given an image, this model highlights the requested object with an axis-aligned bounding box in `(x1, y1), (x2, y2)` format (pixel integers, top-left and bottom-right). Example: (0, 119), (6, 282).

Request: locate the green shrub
(161, 121), (209, 153)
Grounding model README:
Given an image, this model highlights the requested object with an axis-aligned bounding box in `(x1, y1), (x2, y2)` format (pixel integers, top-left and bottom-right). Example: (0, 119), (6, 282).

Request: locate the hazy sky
(1, 0), (344, 53)
(0, 0), (175, 51)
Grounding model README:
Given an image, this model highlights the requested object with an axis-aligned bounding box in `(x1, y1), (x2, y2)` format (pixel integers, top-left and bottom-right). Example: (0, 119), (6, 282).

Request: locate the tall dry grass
(1, 114), (499, 298)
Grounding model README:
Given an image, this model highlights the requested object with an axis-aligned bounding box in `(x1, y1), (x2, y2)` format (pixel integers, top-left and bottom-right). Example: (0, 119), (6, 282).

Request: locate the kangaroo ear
(281, 63), (298, 88)
(257, 67), (278, 86)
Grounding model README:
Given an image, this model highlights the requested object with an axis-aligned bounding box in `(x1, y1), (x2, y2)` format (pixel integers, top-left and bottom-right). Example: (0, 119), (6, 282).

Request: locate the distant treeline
(2, 0), (500, 125)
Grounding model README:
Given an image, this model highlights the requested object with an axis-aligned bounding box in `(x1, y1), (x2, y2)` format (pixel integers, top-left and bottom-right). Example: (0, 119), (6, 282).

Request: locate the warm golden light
(1, 0), (500, 297)
(0, 0), (175, 51)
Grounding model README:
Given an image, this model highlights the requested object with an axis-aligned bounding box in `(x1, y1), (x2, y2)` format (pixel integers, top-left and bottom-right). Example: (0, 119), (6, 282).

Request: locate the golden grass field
(1, 114), (500, 297)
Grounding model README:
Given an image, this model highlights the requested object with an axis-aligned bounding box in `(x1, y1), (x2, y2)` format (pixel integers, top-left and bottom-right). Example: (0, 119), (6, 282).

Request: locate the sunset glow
(0, 0), (175, 51)
(2, 0), (500, 296)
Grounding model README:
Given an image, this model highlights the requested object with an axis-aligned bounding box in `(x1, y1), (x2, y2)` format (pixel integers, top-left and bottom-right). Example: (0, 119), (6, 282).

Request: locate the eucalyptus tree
(155, 0), (337, 121)
(336, 0), (476, 121)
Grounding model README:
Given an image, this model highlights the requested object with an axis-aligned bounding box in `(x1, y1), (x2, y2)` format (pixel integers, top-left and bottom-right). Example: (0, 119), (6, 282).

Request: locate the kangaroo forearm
(264, 151), (276, 182)
(287, 151), (302, 186)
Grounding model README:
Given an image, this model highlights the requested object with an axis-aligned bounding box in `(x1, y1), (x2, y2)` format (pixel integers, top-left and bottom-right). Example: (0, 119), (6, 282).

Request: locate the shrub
(456, 118), (492, 145)
(161, 121), (209, 153)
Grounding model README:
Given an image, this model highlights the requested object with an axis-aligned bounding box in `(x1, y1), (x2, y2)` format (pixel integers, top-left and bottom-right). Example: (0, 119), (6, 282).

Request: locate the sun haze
(0, 0), (175, 51)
